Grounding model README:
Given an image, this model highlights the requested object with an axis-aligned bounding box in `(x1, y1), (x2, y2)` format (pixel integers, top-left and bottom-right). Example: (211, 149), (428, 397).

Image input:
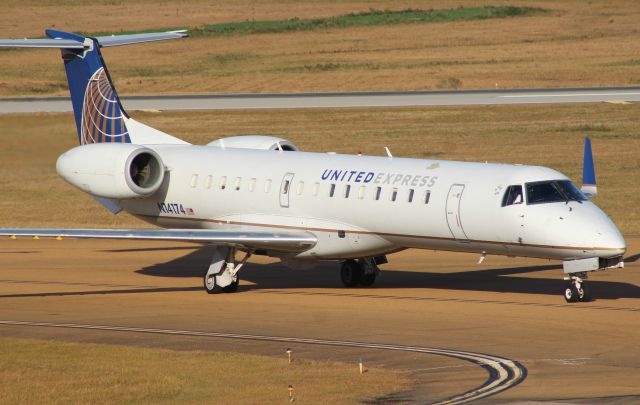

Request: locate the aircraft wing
(0, 228), (316, 253)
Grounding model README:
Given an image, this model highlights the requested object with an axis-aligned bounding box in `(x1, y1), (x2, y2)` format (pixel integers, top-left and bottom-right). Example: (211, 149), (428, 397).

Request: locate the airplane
(0, 29), (626, 303)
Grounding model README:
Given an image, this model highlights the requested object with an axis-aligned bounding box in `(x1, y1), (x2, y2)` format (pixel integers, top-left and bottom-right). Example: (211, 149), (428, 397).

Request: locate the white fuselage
(118, 145), (626, 262)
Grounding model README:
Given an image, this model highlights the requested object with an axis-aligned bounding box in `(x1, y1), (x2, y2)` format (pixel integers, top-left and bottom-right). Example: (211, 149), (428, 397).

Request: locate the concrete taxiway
(0, 238), (639, 403)
(1, 87), (639, 114)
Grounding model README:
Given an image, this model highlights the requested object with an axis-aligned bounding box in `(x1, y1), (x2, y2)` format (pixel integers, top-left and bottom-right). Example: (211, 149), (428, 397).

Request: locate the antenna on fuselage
(384, 147), (393, 158)
(219, 138), (226, 150)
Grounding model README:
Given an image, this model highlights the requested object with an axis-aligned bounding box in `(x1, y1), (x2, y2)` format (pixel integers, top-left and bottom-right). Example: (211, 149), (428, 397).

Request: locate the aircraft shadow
(135, 246), (640, 300)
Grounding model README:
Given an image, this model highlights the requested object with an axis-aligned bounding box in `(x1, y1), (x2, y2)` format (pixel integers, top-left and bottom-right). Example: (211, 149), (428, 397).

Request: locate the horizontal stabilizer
(96, 30), (187, 47)
(0, 30), (187, 49)
(0, 38), (86, 48)
(0, 228), (317, 253)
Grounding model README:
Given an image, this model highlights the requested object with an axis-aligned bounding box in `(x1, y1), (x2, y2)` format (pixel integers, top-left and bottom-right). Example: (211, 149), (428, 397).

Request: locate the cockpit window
(525, 180), (587, 205)
(501, 185), (524, 207)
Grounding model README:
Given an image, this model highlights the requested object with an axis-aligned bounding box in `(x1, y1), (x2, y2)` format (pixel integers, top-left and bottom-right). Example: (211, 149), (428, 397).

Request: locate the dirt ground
(2, 0), (640, 96)
(0, 237), (638, 403)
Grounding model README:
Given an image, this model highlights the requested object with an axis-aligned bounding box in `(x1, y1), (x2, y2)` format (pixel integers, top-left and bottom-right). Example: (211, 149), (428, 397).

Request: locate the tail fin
(0, 29), (188, 145)
(46, 29), (131, 144)
(581, 136), (597, 198)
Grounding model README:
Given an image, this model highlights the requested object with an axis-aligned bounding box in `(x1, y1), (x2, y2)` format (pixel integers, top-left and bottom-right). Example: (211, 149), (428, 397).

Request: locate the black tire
(340, 260), (363, 287)
(578, 283), (591, 302)
(359, 273), (376, 287)
(564, 284), (579, 303)
(222, 277), (240, 293)
(204, 273), (223, 294)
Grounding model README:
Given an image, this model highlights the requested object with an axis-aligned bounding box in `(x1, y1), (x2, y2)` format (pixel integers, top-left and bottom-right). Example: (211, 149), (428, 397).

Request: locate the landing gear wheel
(564, 284), (580, 303)
(204, 273), (223, 294)
(359, 273), (376, 287)
(578, 283), (591, 302)
(222, 277), (240, 293)
(341, 260), (363, 287)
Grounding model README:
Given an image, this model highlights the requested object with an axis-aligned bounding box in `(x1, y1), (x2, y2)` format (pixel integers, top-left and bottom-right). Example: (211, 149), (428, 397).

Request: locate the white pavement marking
(0, 319), (527, 405)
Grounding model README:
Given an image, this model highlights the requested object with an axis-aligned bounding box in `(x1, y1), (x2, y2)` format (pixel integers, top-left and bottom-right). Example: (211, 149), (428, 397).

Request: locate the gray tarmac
(1, 87), (639, 114)
(1, 238), (639, 403)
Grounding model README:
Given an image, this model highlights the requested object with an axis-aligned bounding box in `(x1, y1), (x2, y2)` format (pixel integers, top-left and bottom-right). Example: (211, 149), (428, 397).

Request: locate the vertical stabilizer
(46, 29), (131, 145)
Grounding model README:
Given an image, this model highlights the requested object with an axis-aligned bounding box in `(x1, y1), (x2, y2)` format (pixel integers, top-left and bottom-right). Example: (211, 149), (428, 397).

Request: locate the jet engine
(56, 143), (165, 199)
(207, 135), (300, 151)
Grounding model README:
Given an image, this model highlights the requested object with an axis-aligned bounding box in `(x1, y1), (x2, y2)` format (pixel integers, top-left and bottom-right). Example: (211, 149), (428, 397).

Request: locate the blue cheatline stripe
(582, 136), (596, 186)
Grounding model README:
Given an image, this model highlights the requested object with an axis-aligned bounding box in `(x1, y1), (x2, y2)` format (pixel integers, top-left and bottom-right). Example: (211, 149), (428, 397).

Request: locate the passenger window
(408, 189), (414, 203)
(190, 174), (199, 188)
(205, 175), (213, 189)
(375, 186), (382, 201)
(329, 184), (336, 197)
(219, 176), (227, 190)
(312, 182), (319, 196)
(297, 181), (304, 195)
(344, 184), (351, 198)
(249, 178), (256, 192)
(264, 179), (272, 193)
(502, 185), (524, 207)
(391, 188), (398, 202)
(358, 185), (366, 199)
(234, 177), (241, 191)
(424, 190), (431, 204)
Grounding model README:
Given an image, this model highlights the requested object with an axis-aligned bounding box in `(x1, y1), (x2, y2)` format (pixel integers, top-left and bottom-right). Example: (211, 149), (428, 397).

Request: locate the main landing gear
(203, 247), (251, 294)
(563, 272), (591, 303)
(340, 258), (381, 288)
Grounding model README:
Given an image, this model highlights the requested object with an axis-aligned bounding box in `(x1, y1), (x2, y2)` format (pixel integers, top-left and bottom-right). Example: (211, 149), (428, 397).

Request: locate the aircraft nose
(594, 222), (626, 258)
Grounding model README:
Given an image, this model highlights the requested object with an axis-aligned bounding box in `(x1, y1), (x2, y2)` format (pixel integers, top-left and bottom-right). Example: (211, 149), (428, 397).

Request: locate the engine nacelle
(56, 143), (165, 199)
(207, 135), (300, 151)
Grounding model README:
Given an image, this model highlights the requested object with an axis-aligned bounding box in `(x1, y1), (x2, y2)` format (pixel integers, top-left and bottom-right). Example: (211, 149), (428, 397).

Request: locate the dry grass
(1, 0), (640, 96)
(0, 338), (409, 404)
(0, 103), (638, 233)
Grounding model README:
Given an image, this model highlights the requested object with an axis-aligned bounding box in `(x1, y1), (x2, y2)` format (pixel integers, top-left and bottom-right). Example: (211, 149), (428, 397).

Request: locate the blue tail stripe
(582, 137), (596, 185)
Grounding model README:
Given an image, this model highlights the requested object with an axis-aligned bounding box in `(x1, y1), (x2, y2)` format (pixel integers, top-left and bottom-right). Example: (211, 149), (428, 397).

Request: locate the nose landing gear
(564, 272), (591, 303)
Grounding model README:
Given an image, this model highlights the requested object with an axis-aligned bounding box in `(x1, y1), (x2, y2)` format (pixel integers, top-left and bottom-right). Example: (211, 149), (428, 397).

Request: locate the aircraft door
(279, 173), (295, 208)
(446, 184), (469, 240)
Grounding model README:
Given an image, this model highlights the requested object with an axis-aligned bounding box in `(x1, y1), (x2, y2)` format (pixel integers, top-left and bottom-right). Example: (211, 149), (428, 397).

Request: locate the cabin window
(249, 178), (256, 192)
(190, 174), (199, 188)
(329, 183), (336, 197)
(234, 177), (241, 191)
(502, 185), (524, 206)
(205, 175), (213, 189)
(344, 184), (351, 198)
(408, 189), (415, 203)
(358, 185), (366, 199)
(374, 186), (382, 201)
(283, 180), (290, 194)
(312, 182), (320, 196)
(264, 179), (272, 193)
(424, 190), (431, 204)
(219, 176), (227, 190)
(296, 181), (304, 195)
(391, 188), (398, 202)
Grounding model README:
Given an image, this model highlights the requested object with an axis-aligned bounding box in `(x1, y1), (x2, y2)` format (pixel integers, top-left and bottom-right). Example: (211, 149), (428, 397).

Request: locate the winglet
(581, 136), (597, 198)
